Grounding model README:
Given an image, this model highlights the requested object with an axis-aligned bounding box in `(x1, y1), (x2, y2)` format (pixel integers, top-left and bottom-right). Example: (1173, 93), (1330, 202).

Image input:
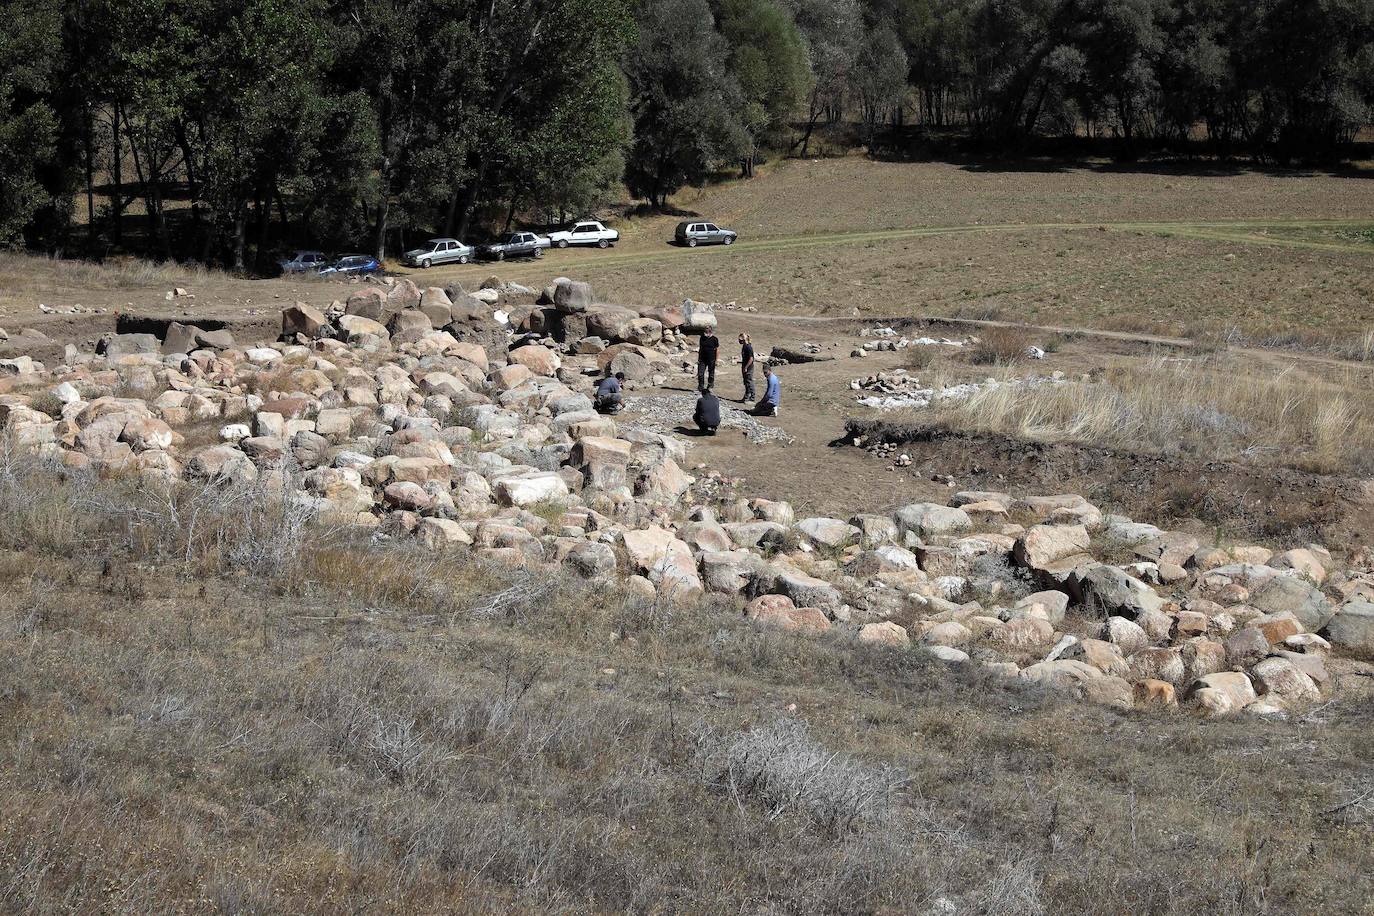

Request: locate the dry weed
(916, 354), (1374, 474)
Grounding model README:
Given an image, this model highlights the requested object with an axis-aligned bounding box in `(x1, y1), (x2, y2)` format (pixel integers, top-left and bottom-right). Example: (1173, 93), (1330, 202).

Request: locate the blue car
(319, 254), (381, 277)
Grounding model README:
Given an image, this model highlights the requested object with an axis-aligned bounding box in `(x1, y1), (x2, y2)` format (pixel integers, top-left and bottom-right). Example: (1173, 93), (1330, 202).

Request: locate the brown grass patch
(912, 353), (1374, 475)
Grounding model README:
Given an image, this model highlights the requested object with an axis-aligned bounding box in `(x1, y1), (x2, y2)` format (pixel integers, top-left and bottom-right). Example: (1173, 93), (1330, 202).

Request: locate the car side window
(705, 224), (718, 232)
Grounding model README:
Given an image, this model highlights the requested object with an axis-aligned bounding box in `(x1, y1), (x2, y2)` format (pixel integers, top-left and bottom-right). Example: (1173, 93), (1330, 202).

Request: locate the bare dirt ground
(631, 310), (1374, 551)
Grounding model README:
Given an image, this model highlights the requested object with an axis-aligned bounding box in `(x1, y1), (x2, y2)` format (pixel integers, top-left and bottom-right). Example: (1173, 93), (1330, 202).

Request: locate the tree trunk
(233, 209), (246, 273)
(455, 155), (490, 240)
(84, 103), (95, 247)
(373, 185), (390, 262)
(111, 105), (123, 247)
(253, 182), (273, 275)
(443, 189), (461, 237)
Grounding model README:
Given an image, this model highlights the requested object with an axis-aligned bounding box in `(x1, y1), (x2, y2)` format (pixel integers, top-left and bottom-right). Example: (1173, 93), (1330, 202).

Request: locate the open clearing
(4, 157), (1374, 913)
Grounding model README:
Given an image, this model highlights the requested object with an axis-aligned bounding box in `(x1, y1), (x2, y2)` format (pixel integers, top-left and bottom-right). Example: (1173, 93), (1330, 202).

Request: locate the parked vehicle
(402, 237), (474, 268)
(279, 250), (330, 274)
(674, 221), (737, 247)
(548, 220), (619, 249)
(480, 231), (549, 261)
(318, 254), (382, 277)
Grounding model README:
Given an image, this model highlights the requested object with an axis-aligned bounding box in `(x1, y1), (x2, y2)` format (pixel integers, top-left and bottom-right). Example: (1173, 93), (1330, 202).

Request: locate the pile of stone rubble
(851, 370), (1067, 410)
(1, 275), (1371, 715)
(857, 327), (966, 353)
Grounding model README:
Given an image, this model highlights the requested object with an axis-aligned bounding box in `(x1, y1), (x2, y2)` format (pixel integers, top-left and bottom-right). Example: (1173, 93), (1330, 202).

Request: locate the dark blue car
(319, 254), (381, 277)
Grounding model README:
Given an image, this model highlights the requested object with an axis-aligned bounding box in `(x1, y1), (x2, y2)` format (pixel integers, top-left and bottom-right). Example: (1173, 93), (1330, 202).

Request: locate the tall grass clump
(916, 354), (1373, 474)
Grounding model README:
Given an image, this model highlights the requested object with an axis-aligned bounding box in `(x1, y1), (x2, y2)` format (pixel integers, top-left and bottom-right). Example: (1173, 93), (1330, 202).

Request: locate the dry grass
(968, 327), (1032, 366)
(1, 455), (1373, 913)
(0, 250), (220, 293)
(912, 353), (1374, 475)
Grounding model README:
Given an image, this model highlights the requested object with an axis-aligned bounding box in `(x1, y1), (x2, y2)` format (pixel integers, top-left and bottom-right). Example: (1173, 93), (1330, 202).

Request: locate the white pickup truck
(547, 220), (619, 249)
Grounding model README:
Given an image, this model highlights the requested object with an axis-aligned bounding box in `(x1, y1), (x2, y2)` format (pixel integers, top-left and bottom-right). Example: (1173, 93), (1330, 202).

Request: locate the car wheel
(534, 247), (544, 259)
(723, 236), (734, 245)
(421, 258), (431, 269)
(557, 240), (569, 249)
(687, 238), (698, 248)
(458, 255), (469, 264)
(597, 239), (609, 249)
(495, 251), (505, 261)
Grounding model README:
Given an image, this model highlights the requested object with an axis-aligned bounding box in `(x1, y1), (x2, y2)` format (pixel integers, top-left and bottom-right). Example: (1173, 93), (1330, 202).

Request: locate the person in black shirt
(739, 332), (755, 402)
(694, 387), (721, 435)
(697, 328), (719, 391)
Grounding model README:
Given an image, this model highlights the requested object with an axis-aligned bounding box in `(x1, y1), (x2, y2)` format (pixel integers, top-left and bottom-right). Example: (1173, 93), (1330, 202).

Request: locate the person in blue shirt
(753, 363), (780, 417)
(594, 371), (625, 413)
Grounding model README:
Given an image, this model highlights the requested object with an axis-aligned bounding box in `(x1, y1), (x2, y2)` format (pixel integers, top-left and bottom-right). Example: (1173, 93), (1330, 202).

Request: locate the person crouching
(694, 386), (721, 435)
(753, 363), (780, 417)
(595, 371), (625, 414)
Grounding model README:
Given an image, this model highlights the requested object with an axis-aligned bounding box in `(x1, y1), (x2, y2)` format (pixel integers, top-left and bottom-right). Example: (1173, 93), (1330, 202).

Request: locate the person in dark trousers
(594, 371), (625, 413)
(697, 327), (719, 392)
(739, 333), (755, 402)
(694, 387), (722, 435)
(753, 363), (780, 416)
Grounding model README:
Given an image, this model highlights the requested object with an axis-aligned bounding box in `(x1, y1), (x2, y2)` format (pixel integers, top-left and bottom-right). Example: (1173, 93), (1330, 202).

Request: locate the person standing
(697, 327), (719, 392)
(739, 333), (755, 402)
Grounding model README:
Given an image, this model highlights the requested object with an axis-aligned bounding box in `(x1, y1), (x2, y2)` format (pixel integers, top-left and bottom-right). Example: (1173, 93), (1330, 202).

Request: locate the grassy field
(409, 158), (1374, 351)
(2, 459), (1373, 914)
(6, 157), (1374, 356)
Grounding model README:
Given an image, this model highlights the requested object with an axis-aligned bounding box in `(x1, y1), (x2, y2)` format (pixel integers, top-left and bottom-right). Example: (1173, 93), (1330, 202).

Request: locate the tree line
(3, 0), (1372, 268)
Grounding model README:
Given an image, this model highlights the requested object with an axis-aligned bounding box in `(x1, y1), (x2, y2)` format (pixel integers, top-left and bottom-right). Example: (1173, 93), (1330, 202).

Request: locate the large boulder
(795, 517), (860, 550)
(1322, 600), (1374, 654)
(857, 621), (909, 647)
(508, 344), (561, 376)
(282, 302), (327, 339)
(700, 549), (765, 594)
(744, 595), (830, 634)
(680, 299), (717, 332)
(754, 563), (842, 611)
(634, 455), (694, 504)
(621, 527), (702, 595)
(97, 333), (160, 359)
(553, 279), (594, 313)
(596, 343), (666, 382)
(493, 472), (569, 508)
(585, 305), (642, 342)
(1250, 575), (1334, 632)
(894, 503), (971, 539)
(1014, 524), (1090, 571)
(1250, 657), (1320, 704)
(1189, 671), (1256, 713)
(1079, 565), (1165, 619)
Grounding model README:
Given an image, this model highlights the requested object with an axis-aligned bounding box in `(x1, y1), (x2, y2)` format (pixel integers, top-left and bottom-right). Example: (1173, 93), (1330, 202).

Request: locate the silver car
(403, 237), (474, 268)
(674, 221), (737, 247)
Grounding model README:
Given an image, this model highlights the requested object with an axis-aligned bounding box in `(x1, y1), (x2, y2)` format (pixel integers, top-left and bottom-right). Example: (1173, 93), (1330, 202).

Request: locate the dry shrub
(905, 346), (936, 370)
(969, 327), (1031, 365)
(0, 250), (219, 293)
(695, 718), (908, 835)
(0, 449), (320, 576)
(919, 353), (1374, 474)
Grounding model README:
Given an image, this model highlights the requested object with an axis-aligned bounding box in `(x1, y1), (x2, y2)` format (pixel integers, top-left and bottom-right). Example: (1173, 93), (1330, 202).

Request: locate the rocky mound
(2, 275), (1370, 717)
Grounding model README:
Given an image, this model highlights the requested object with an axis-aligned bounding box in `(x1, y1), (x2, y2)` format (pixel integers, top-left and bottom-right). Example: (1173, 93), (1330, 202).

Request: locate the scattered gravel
(622, 394), (794, 444)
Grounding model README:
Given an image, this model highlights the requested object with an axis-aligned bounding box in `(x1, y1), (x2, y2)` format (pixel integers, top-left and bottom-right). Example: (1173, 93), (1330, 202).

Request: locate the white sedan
(548, 220), (619, 249)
